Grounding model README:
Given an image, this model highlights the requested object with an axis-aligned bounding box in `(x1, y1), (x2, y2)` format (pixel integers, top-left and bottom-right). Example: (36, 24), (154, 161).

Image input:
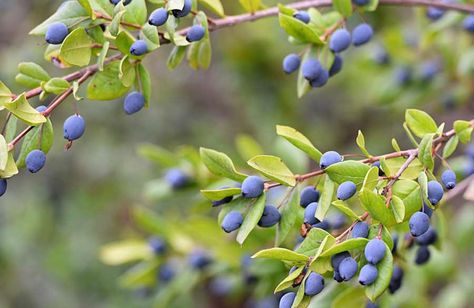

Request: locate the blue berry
(45, 22), (69, 45)
(158, 263), (175, 282)
(466, 144), (474, 159)
(329, 29), (351, 53)
(293, 11), (310, 24)
(320, 151), (342, 169)
(331, 251), (351, 270)
(25, 150), (46, 173)
(258, 205), (281, 227)
(339, 257), (358, 281)
(463, 15), (474, 32)
(165, 169), (189, 189)
(63, 114), (85, 141)
(329, 54), (343, 77)
(352, 23), (373, 46)
(353, 0), (370, 5)
(426, 6), (445, 20)
(366, 301), (379, 308)
(419, 61), (440, 82)
(352, 221), (369, 238)
(312, 220), (331, 231)
(415, 227), (437, 246)
(130, 40), (148, 56)
(279, 292), (296, 308)
(330, 214), (347, 229)
(409, 212), (430, 237)
(211, 187), (233, 207)
(242, 176), (264, 198)
(186, 25), (206, 42)
(358, 264), (378, 285)
(124, 91), (145, 115)
(389, 265), (404, 293)
(394, 66), (412, 86)
(364, 239), (386, 264)
(0, 179), (6, 197)
(333, 269), (344, 282)
(172, 0), (192, 18)
(36, 105), (47, 113)
(299, 186), (320, 208)
(282, 54), (301, 74)
(337, 181), (357, 200)
(391, 233), (399, 253)
(310, 69), (329, 88)
(427, 180), (443, 205)
(221, 211), (243, 233)
(421, 202), (433, 218)
(148, 237), (166, 255)
(372, 161), (385, 176)
(441, 170), (456, 190)
(110, 0), (132, 5)
(302, 59), (323, 81)
(373, 46), (390, 65)
(149, 8), (169, 27)
(415, 245), (430, 265)
(303, 202), (319, 225)
(304, 272), (324, 296)
(188, 250), (212, 269)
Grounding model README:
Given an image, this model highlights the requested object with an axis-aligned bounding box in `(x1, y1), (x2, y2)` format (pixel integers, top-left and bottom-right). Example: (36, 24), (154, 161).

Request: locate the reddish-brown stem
(94, 10), (142, 29)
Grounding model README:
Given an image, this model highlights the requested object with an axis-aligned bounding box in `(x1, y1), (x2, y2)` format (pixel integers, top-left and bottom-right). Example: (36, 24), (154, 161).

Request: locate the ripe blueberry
(333, 270), (344, 282)
(415, 227), (437, 246)
(373, 46), (390, 65)
(409, 212), (430, 237)
(464, 15), (474, 32)
(419, 61), (440, 82)
(293, 11), (310, 24)
(330, 214), (347, 229)
(302, 59), (323, 81)
(320, 151), (342, 169)
(353, 0), (370, 5)
(337, 181), (357, 200)
(110, 0), (132, 5)
(415, 245), (430, 265)
(441, 169), (456, 190)
(391, 233), (399, 253)
(427, 180), (443, 205)
(389, 265), (404, 293)
(221, 211), (243, 233)
(158, 263), (175, 282)
(299, 186), (320, 208)
(303, 202), (319, 225)
(352, 221), (369, 238)
(358, 264), (378, 286)
(45, 22), (69, 45)
(130, 40), (148, 56)
(148, 237), (166, 255)
(352, 23), (373, 46)
(394, 66), (412, 86)
(304, 272), (325, 296)
(310, 69), (329, 88)
(372, 161), (385, 176)
(329, 29), (351, 53)
(331, 251), (351, 270)
(421, 202), (433, 218)
(63, 114), (85, 141)
(258, 205), (281, 227)
(149, 8), (169, 27)
(188, 250), (212, 269)
(364, 239), (386, 264)
(279, 292), (296, 308)
(329, 54), (343, 77)
(339, 257), (358, 281)
(165, 168), (189, 189)
(426, 6), (445, 20)
(26, 150), (46, 173)
(0, 179), (6, 197)
(242, 176), (264, 198)
(282, 54), (301, 74)
(366, 301), (379, 308)
(36, 105), (47, 113)
(312, 220), (331, 231)
(124, 91), (145, 115)
(186, 25), (206, 42)
(172, 0), (192, 18)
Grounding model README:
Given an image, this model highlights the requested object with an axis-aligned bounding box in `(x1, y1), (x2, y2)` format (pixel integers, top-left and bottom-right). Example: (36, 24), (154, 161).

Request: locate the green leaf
(276, 187), (301, 245)
(187, 38), (212, 70)
(137, 143), (177, 167)
(30, 1), (89, 35)
(332, 200), (359, 220)
(325, 161), (371, 185)
(167, 46), (187, 70)
(87, 62), (131, 100)
(43, 78), (70, 94)
(198, 0), (225, 17)
(141, 24), (160, 51)
(279, 14), (323, 44)
(362, 166), (379, 191)
(60, 28), (93, 66)
(118, 260), (159, 288)
(332, 287), (366, 308)
(239, 0), (261, 13)
(119, 56), (136, 87)
(0, 151), (18, 179)
(392, 179), (422, 221)
(123, 0), (147, 26)
(383, 157), (423, 180)
(167, 0), (185, 10)
(109, 9), (125, 37)
(15, 62), (50, 88)
(365, 0), (380, 11)
(16, 119), (54, 168)
(315, 175), (335, 221)
(274, 265), (305, 293)
(418, 171), (428, 199)
(418, 134), (434, 170)
(4, 116), (17, 143)
(405, 109), (438, 138)
(97, 41), (109, 71)
(248, 155), (296, 186)
(333, 0), (353, 17)
(0, 81), (13, 111)
(252, 247), (309, 263)
(201, 187), (242, 201)
(276, 125), (322, 162)
(137, 63), (151, 107)
(390, 195), (405, 223)
(454, 120), (473, 144)
(100, 240), (152, 265)
(3, 94), (47, 126)
(296, 228), (332, 256)
(356, 130), (371, 157)
(77, 0), (93, 16)
(359, 189), (396, 226)
(115, 31), (135, 55)
(200, 147), (247, 182)
(391, 138), (401, 152)
(443, 135), (458, 158)
(235, 134), (263, 161)
(365, 244), (393, 301)
(292, 271), (309, 307)
(0, 135), (8, 171)
(237, 194), (266, 244)
(320, 238), (369, 257)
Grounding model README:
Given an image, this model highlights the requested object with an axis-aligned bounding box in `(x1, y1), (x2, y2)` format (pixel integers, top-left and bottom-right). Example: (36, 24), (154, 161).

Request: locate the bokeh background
(0, 0), (474, 307)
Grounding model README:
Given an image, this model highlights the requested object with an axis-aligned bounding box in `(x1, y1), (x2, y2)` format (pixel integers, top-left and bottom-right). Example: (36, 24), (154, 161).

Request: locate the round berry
(124, 91), (145, 115)
(165, 169), (189, 189)
(25, 149), (46, 173)
(364, 239), (386, 264)
(353, 0), (370, 5)
(279, 292), (296, 308)
(427, 180), (443, 205)
(329, 29), (351, 53)
(172, 0), (192, 18)
(366, 301), (379, 308)
(309, 69), (329, 88)
(0, 179), (6, 197)
(339, 257), (358, 281)
(304, 272), (324, 296)
(186, 25), (206, 42)
(352, 221), (369, 238)
(389, 265), (404, 294)
(188, 250), (212, 269)
(293, 11), (310, 24)
(415, 227), (437, 246)
(352, 23), (373, 46)
(149, 8), (169, 27)
(329, 54), (343, 77)
(242, 176), (264, 198)
(148, 237), (166, 255)
(63, 114), (85, 141)
(331, 251), (351, 270)
(320, 151), (342, 169)
(358, 264), (378, 286)
(258, 205), (281, 227)
(221, 211), (243, 233)
(303, 202), (319, 225)
(299, 186), (320, 208)
(36, 105), (47, 113)
(130, 40), (148, 56)
(312, 220), (331, 231)
(158, 263), (175, 282)
(337, 181), (357, 200)
(426, 6), (445, 20)
(302, 59), (323, 81)
(415, 245), (430, 265)
(282, 54), (301, 74)
(441, 169), (456, 190)
(45, 22), (69, 45)
(409, 212), (430, 237)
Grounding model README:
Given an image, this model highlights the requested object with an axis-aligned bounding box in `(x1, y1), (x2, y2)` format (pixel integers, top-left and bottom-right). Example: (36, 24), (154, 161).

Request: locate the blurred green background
(0, 0), (474, 307)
